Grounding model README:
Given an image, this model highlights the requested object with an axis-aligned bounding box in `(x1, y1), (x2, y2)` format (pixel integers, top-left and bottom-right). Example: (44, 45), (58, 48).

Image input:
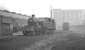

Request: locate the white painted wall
(52, 9), (85, 30)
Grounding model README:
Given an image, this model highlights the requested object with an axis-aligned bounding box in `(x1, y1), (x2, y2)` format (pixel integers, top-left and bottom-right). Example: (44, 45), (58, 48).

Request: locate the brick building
(0, 10), (29, 36)
(0, 15), (15, 36)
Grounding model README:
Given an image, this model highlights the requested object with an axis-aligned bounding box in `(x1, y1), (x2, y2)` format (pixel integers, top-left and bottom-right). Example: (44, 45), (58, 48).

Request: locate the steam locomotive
(22, 17), (56, 36)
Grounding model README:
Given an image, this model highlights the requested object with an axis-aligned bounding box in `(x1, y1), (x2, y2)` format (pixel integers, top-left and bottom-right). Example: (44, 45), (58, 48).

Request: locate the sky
(0, 0), (85, 17)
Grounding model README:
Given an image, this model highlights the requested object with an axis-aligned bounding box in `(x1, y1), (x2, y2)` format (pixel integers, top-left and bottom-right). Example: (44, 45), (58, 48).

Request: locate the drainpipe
(0, 15), (3, 36)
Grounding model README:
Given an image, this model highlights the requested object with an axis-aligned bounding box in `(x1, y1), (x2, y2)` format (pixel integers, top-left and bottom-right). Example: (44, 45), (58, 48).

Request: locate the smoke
(0, 5), (8, 10)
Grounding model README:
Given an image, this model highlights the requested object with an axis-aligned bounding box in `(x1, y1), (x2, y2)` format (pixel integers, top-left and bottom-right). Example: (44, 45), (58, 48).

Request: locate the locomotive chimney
(32, 14), (35, 18)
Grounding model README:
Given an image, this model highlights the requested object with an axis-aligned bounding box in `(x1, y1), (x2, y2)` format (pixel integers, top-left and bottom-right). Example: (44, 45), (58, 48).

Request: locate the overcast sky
(0, 0), (85, 17)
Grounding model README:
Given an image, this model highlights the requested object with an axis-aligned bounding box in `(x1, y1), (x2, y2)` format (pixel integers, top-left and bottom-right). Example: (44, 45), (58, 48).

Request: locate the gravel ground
(1, 31), (85, 50)
(0, 34), (52, 50)
(24, 31), (85, 50)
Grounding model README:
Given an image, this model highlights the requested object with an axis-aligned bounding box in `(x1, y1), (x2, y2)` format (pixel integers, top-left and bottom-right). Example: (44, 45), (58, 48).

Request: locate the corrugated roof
(0, 10), (30, 19)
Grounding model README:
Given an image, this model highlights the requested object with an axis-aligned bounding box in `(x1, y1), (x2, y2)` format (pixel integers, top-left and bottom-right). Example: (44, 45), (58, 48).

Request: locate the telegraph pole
(50, 5), (53, 19)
